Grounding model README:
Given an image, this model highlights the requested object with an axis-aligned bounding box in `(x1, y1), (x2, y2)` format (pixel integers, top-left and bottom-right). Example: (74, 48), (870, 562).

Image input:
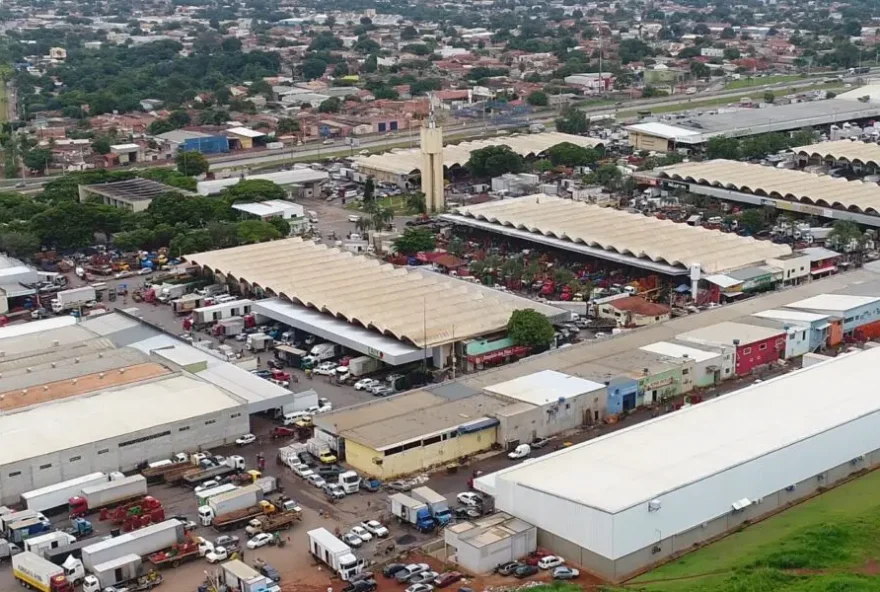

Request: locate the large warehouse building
(442, 195), (792, 277)
(0, 312), (293, 505)
(475, 346), (880, 582)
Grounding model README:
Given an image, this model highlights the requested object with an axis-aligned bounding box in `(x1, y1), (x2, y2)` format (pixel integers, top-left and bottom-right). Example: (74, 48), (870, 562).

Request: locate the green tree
(393, 227), (436, 255)
(690, 61), (711, 79)
(405, 193), (427, 215)
(738, 209), (765, 235)
(333, 62), (350, 77)
(267, 217), (290, 237)
(318, 97), (342, 113)
(91, 138), (112, 155)
(706, 136), (741, 160)
(507, 309), (555, 350)
(148, 119), (175, 136)
(363, 54), (378, 73)
(168, 110), (191, 128)
(526, 90), (549, 106)
(302, 58), (329, 81)
(223, 179), (286, 204)
(401, 25), (418, 40)
(764, 90), (776, 104)
(276, 118), (299, 135)
(467, 145), (525, 177)
(593, 163), (623, 188)
(547, 142), (599, 167)
(363, 177), (375, 203)
(791, 127), (818, 147)
(23, 148), (52, 173)
(827, 220), (866, 252)
(720, 27), (736, 39)
(555, 106), (589, 135)
(237, 219), (281, 244)
(0, 230), (39, 258)
(176, 150), (210, 176)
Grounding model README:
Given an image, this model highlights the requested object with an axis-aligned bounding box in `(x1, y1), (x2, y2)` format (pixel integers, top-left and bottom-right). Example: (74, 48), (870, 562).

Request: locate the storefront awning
(810, 266), (837, 276)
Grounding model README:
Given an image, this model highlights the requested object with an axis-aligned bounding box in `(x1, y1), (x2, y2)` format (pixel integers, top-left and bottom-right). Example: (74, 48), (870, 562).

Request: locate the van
(283, 411), (308, 426)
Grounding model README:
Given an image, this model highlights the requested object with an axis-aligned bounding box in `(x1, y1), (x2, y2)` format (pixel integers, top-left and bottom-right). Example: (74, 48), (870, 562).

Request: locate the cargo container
(51, 287), (96, 314)
(12, 552), (73, 592)
(348, 355), (383, 377)
(221, 559), (272, 592)
(198, 484), (262, 527)
(43, 538), (97, 565)
(81, 520), (185, 572)
(87, 553), (142, 588)
(24, 532), (76, 556)
(1, 510), (46, 534)
(171, 293), (205, 315)
(194, 300), (254, 325)
(21, 473), (110, 514)
(69, 475), (147, 517)
(9, 516), (52, 544)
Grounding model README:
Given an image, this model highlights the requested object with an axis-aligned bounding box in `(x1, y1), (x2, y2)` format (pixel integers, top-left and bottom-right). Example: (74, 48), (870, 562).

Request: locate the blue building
(785, 295), (880, 334)
(751, 309), (833, 353)
(604, 377), (640, 415)
(156, 129), (229, 155)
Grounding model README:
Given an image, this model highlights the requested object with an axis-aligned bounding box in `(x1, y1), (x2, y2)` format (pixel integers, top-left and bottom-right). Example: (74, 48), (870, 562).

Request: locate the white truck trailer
(51, 287), (96, 314)
(348, 355), (383, 377)
(197, 484), (262, 526)
(307, 527), (364, 581)
(21, 473), (111, 514)
(12, 552), (71, 592)
(80, 520), (184, 572)
(24, 532), (76, 556)
(220, 559), (272, 592)
(193, 299), (254, 325)
(69, 475), (147, 516)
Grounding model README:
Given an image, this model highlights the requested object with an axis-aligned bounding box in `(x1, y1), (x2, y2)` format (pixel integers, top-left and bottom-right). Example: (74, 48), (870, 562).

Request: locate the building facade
(678, 322), (785, 376)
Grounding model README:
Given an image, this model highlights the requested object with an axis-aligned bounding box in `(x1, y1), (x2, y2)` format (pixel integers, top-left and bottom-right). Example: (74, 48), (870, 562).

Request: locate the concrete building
(785, 294), (880, 334)
(197, 169), (329, 198)
(156, 130), (229, 155)
(0, 312), (292, 504)
(678, 321), (786, 376)
(751, 309), (834, 352)
(475, 346), (880, 582)
(109, 143), (143, 164)
(484, 370), (607, 449)
(231, 200), (305, 223)
(765, 252), (811, 286)
(226, 127), (265, 150)
(597, 297), (672, 328)
(78, 178), (191, 213)
(639, 340), (725, 388)
(444, 513), (537, 574)
(421, 108), (445, 212)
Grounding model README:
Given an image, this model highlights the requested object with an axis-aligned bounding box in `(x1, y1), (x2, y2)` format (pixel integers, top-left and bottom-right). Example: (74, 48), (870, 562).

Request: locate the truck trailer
(12, 552), (74, 592)
(80, 519), (185, 572)
(389, 493), (435, 532)
(8, 516), (52, 544)
(196, 484), (239, 506)
(86, 553), (143, 589)
(180, 456), (244, 487)
(2, 510), (49, 537)
(198, 484), (264, 528)
(347, 356), (383, 377)
(21, 473), (110, 514)
(194, 299), (254, 325)
(50, 287), (96, 314)
(24, 532), (76, 557)
(410, 487), (452, 526)
(307, 528), (364, 581)
(69, 475), (148, 517)
(220, 559), (272, 592)
(171, 293), (205, 315)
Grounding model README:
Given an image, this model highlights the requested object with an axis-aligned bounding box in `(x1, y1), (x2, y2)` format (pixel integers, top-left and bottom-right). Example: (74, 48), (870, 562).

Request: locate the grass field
(724, 74), (805, 90)
(618, 468), (880, 592)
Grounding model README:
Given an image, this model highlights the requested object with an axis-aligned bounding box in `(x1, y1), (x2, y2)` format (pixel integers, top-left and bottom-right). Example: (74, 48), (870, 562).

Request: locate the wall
(735, 334), (784, 375)
(183, 136), (229, 154)
(446, 525), (537, 574)
(765, 255), (810, 285)
(606, 377), (640, 414)
(344, 427), (497, 479)
(0, 407), (249, 504)
(498, 389), (607, 445)
(630, 132), (671, 153)
(782, 326), (810, 359)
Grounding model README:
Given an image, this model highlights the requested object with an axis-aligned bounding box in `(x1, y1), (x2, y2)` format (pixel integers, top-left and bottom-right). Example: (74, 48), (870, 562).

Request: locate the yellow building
(314, 391), (508, 480)
(226, 127), (265, 150)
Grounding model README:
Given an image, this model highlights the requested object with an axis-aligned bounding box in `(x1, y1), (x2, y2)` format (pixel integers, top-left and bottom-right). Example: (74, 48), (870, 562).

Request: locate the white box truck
(51, 287), (95, 314)
(24, 532), (76, 556)
(307, 527), (364, 581)
(348, 355), (383, 377)
(198, 484), (262, 526)
(80, 520), (184, 572)
(21, 473), (109, 514)
(12, 551), (73, 592)
(221, 559), (272, 592)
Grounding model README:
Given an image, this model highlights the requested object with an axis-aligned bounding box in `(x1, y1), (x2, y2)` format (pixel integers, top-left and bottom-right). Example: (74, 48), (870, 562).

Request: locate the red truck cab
(51, 575), (73, 592)
(271, 369), (291, 381)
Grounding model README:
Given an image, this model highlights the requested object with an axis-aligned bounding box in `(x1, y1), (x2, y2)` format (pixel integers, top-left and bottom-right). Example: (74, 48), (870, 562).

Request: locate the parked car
(342, 580), (377, 592)
(260, 563), (282, 582)
(349, 525), (373, 542)
(307, 474), (327, 488)
(361, 519), (389, 537)
(348, 214), (362, 223)
(386, 480), (412, 492)
(454, 506), (481, 519)
(495, 562), (520, 576)
(405, 584), (434, 592)
(552, 567), (580, 580)
(247, 533), (273, 549)
(433, 572), (464, 588)
(395, 564), (430, 583)
(408, 571), (438, 586)
(457, 492), (482, 507)
(314, 362), (338, 376)
(531, 437), (552, 449)
(236, 433), (257, 446)
(372, 385), (394, 397)
(383, 564), (407, 578)
(298, 451), (317, 466)
(342, 532), (363, 547)
(214, 535), (239, 548)
(538, 556), (564, 570)
(514, 565), (539, 579)
(354, 378), (378, 391)
(291, 463), (312, 477)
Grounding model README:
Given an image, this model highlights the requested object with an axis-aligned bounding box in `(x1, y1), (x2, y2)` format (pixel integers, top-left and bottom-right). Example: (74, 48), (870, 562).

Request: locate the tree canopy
(176, 151), (210, 176)
(547, 142), (600, 167)
(466, 145), (525, 178)
(393, 227), (436, 255)
(507, 309), (555, 350)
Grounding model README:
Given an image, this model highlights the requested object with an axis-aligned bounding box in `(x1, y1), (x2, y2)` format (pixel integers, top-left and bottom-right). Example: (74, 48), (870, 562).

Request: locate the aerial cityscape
(1, 0), (880, 591)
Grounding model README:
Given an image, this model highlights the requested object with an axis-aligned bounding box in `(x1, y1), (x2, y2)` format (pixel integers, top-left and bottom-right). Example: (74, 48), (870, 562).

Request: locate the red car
(524, 550), (551, 566)
(433, 572), (464, 588)
(271, 427), (295, 438)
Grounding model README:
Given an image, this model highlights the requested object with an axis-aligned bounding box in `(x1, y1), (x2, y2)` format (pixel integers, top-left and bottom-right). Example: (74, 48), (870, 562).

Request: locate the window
(119, 430), (171, 448)
(39, 463), (52, 470)
(205, 420), (216, 426)
(565, 403), (571, 409)
(69, 456), (81, 462)
(179, 426), (190, 432)
(682, 368), (689, 375)
(98, 448), (109, 455)
(742, 347), (752, 355)
(230, 413), (241, 419)
(423, 435), (442, 447)
(759, 343), (767, 351)
(8, 471), (20, 477)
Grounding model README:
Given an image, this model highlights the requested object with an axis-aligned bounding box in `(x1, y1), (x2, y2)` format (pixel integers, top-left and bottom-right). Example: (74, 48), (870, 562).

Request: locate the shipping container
(70, 475), (147, 516)
(81, 520), (184, 572)
(21, 473), (109, 514)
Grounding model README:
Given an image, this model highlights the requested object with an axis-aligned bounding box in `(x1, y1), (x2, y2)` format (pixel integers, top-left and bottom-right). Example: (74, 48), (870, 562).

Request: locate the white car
(354, 378), (377, 391)
(236, 434), (257, 446)
(538, 555), (565, 570)
(348, 214), (361, 223)
(194, 479), (220, 494)
(205, 546), (229, 563)
(247, 533), (273, 549)
(137, 267), (152, 275)
(349, 525), (373, 542)
(405, 584), (434, 592)
(342, 532), (363, 547)
(361, 519), (389, 537)
(307, 474), (326, 488)
(114, 270), (133, 279)
(313, 362), (338, 376)
(457, 492), (482, 507)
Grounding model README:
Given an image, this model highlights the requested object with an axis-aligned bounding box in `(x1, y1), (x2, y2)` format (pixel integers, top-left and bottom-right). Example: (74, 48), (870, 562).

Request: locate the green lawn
(724, 74), (805, 90)
(618, 468), (880, 592)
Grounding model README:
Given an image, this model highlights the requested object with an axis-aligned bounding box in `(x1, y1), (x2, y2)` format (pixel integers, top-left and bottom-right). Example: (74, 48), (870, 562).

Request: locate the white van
(283, 411), (308, 426)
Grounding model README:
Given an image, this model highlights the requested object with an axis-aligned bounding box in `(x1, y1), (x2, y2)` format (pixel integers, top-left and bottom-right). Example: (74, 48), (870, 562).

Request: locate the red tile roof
(607, 296), (671, 317)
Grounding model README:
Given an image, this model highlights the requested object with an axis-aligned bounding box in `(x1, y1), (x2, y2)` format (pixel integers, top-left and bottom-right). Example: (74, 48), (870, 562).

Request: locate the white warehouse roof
(0, 375), (241, 466)
(479, 345), (880, 547)
(785, 294), (880, 313)
(484, 370), (605, 406)
(639, 341), (720, 363)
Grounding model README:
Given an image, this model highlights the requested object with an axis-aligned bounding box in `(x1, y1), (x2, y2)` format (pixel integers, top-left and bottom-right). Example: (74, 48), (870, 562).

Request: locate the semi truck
(21, 473), (113, 514)
(347, 356), (383, 377)
(2, 510), (49, 537)
(338, 471), (361, 494)
(410, 487), (452, 527)
(24, 532), (77, 557)
(212, 316), (245, 337)
(8, 516), (52, 543)
(273, 344), (309, 368)
(83, 553), (143, 590)
(171, 293), (205, 315)
(197, 485), (266, 529)
(50, 287), (96, 314)
(302, 343), (340, 365)
(389, 493), (435, 532)
(140, 456), (191, 483)
(196, 484), (239, 506)
(12, 552), (74, 592)
(69, 475), (148, 517)
(81, 520), (185, 572)
(307, 528), (365, 581)
(147, 536), (213, 569)
(181, 456), (245, 487)
(156, 283), (191, 303)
